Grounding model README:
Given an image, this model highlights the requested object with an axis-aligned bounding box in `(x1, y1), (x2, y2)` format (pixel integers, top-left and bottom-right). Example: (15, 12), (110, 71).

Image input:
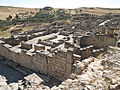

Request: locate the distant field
(0, 6), (39, 20)
(75, 7), (120, 15)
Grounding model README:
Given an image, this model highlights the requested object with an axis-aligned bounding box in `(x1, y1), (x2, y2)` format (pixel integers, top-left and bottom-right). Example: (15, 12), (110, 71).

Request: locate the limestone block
(34, 44), (45, 51)
(24, 73), (44, 86)
(21, 41), (32, 50)
(73, 54), (81, 61)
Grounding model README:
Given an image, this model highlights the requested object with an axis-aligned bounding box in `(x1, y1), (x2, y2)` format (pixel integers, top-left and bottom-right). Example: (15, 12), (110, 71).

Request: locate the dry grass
(0, 30), (11, 37)
(1, 6), (120, 20)
(75, 7), (120, 15)
(0, 6), (39, 20)
(0, 25), (35, 38)
(21, 26), (36, 32)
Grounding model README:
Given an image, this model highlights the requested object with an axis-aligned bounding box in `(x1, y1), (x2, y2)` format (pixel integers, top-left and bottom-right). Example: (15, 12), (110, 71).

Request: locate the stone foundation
(0, 41), (73, 81)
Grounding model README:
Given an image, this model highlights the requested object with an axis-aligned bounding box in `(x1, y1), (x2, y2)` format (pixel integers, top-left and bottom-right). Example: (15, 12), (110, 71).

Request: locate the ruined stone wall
(4, 37), (20, 46)
(77, 35), (117, 49)
(59, 31), (69, 36)
(34, 44), (45, 51)
(21, 41), (32, 50)
(79, 46), (93, 60)
(0, 41), (73, 81)
(38, 41), (56, 48)
(47, 49), (73, 80)
(65, 42), (94, 60)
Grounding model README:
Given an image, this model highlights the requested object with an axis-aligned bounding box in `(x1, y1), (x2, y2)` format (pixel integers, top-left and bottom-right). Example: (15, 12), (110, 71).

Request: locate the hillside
(0, 6), (39, 20)
(0, 6), (120, 38)
(1, 6), (120, 20)
(74, 7), (120, 15)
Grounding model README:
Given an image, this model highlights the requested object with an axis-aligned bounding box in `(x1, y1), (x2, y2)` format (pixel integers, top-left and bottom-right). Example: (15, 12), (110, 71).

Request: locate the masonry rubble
(0, 73), (50, 90)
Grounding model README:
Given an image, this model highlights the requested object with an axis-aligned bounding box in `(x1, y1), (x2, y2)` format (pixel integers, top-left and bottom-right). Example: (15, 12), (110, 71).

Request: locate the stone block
(34, 44), (45, 51)
(21, 41), (32, 50)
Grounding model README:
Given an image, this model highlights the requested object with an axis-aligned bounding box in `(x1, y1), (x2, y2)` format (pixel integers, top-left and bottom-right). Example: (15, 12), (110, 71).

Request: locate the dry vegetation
(0, 25), (36, 37)
(0, 6), (39, 20)
(75, 7), (120, 15)
(1, 6), (120, 20)
(0, 6), (120, 38)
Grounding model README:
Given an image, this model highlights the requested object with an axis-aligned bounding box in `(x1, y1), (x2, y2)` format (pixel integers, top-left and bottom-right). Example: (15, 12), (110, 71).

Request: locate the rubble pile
(0, 73), (50, 90)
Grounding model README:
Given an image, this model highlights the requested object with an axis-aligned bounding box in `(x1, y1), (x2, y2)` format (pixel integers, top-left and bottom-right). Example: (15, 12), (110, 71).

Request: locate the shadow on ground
(0, 61), (25, 83)
(0, 60), (62, 87)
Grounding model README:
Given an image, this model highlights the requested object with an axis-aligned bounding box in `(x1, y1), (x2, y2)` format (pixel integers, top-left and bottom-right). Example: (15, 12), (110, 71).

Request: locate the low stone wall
(4, 37), (20, 46)
(65, 42), (94, 60)
(34, 44), (45, 51)
(59, 31), (69, 36)
(21, 41), (32, 50)
(0, 41), (73, 81)
(79, 46), (94, 60)
(40, 35), (57, 41)
(93, 48), (104, 57)
(65, 41), (74, 49)
(17, 35), (28, 41)
(38, 40), (62, 48)
(38, 41), (56, 48)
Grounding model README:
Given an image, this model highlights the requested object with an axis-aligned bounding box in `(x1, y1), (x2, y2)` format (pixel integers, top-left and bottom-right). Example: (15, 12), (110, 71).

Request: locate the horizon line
(0, 5), (120, 9)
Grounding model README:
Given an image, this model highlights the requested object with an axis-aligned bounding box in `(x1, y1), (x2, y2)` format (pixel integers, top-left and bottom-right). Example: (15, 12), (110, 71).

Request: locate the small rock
(70, 73), (76, 79)
(9, 83), (19, 90)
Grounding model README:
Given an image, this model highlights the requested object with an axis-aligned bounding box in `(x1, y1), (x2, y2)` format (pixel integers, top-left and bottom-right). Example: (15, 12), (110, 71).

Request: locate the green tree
(43, 6), (53, 11)
(15, 14), (19, 19)
(6, 15), (12, 21)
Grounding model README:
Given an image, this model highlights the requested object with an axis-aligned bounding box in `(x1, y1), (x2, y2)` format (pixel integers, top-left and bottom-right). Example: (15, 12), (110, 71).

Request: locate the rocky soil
(0, 46), (120, 90)
(51, 46), (120, 90)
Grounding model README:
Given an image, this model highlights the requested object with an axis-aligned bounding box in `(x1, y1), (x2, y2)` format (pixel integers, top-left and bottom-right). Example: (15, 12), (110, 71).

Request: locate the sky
(0, 0), (120, 9)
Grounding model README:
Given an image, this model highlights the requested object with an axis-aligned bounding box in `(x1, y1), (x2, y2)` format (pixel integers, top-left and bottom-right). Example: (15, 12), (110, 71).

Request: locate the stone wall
(47, 49), (73, 80)
(79, 46), (93, 60)
(38, 41), (56, 48)
(34, 44), (45, 51)
(59, 31), (69, 36)
(21, 41), (32, 50)
(0, 41), (73, 81)
(65, 42), (94, 60)
(76, 35), (117, 49)
(4, 37), (20, 46)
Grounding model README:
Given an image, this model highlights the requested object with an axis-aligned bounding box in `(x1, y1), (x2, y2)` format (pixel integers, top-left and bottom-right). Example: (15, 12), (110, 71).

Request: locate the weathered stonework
(0, 19), (118, 82)
(76, 34), (117, 49)
(21, 41), (32, 50)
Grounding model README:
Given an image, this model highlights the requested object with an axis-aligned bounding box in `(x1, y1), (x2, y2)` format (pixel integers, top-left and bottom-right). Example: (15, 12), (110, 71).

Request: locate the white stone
(24, 73), (44, 85)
